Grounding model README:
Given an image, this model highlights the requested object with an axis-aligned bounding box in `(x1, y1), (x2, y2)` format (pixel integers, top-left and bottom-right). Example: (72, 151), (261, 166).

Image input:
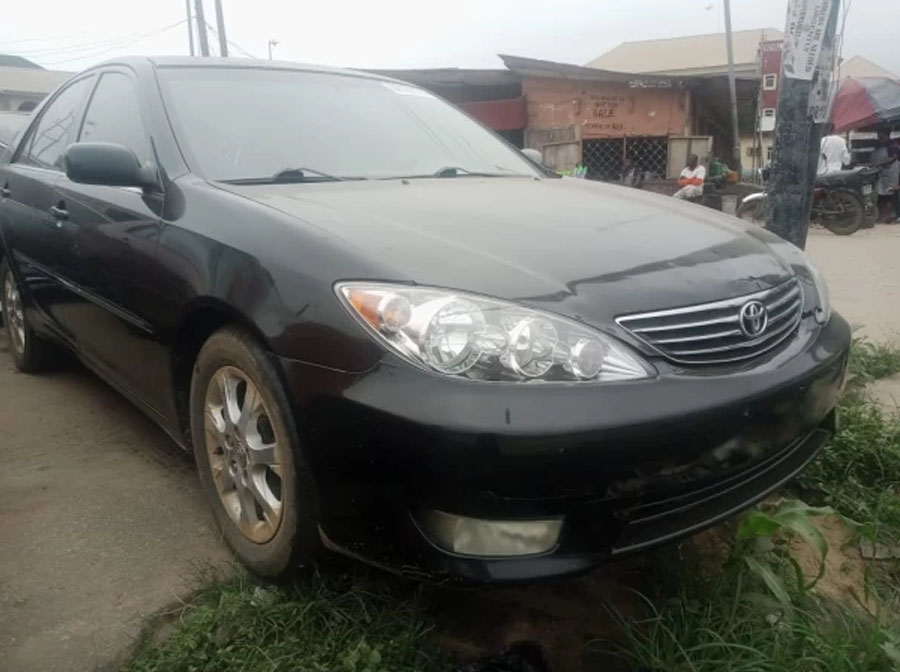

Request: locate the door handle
(0, 183), (9, 198)
(49, 204), (69, 221)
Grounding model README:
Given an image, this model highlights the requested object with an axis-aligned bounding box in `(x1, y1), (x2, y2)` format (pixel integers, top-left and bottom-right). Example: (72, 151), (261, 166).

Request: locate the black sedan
(0, 57), (849, 583)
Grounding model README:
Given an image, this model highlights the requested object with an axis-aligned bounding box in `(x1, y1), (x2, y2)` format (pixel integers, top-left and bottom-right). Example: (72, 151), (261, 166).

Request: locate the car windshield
(156, 66), (538, 182)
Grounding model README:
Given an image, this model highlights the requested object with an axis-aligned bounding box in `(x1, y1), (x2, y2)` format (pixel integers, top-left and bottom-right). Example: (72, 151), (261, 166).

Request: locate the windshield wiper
(379, 166), (529, 179)
(221, 167), (354, 185)
(431, 166), (525, 178)
(270, 167), (348, 183)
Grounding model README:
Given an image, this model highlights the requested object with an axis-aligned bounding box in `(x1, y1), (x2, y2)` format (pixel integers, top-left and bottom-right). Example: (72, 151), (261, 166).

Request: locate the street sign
(782, 0), (834, 81)
(808, 40), (835, 122)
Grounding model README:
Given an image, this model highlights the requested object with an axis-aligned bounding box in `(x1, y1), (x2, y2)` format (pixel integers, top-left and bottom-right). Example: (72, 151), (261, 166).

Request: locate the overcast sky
(0, 0), (895, 75)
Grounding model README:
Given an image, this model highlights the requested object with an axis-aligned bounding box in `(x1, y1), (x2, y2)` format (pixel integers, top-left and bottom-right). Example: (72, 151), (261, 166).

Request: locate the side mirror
(63, 142), (158, 190)
(521, 148), (544, 165)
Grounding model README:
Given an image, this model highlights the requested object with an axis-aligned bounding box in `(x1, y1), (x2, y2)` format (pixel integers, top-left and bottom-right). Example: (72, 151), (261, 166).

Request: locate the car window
(79, 72), (150, 163)
(157, 67), (538, 181)
(19, 77), (93, 171)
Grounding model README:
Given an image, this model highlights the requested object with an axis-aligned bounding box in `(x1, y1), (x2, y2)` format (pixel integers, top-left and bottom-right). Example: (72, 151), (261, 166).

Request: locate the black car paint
(0, 57), (850, 583)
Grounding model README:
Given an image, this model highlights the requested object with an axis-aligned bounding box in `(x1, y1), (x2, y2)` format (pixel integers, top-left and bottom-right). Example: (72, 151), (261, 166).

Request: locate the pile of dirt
(790, 514), (873, 610)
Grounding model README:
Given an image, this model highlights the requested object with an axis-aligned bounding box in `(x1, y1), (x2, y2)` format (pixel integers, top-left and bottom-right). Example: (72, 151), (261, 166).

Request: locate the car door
(0, 75), (95, 340)
(53, 69), (170, 411)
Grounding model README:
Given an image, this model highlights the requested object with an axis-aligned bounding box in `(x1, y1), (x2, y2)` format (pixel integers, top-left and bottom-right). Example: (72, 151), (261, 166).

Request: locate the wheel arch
(170, 297), (284, 449)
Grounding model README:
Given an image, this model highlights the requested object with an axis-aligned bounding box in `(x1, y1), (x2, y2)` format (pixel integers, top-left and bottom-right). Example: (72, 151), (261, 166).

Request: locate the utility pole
(214, 0), (229, 57)
(723, 0), (742, 176)
(768, 0), (840, 249)
(185, 0), (195, 56)
(194, 0), (210, 56)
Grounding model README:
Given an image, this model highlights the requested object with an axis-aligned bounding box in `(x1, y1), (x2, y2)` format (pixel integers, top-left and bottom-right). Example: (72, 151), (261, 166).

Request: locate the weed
(848, 338), (900, 388)
(735, 500), (833, 613)
(597, 501), (900, 672)
(126, 566), (447, 672)
(600, 587), (900, 672)
(798, 397), (900, 544)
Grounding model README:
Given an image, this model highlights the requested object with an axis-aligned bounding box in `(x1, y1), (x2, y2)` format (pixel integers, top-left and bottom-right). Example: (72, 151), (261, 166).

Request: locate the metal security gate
(581, 138), (624, 181)
(582, 136), (669, 181)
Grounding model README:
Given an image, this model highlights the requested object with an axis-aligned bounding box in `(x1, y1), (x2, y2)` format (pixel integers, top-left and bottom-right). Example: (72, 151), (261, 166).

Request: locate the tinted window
(80, 73), (150, 162)
(157, 67), (537, 181)
(21, 77), (93, 170)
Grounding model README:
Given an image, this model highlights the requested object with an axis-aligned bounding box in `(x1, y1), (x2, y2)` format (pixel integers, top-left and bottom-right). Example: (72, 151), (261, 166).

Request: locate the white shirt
(818, 135), (850, 175)
(679, 165), (706, 182)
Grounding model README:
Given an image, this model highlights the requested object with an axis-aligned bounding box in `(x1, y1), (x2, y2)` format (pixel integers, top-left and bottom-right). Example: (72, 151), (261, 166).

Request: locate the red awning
(831, 77), (900, 132)
(460, 97), (527, 131)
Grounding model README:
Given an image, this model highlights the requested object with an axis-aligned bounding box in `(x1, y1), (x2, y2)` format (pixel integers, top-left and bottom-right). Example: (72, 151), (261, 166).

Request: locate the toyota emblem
(739, 300), (768, 337)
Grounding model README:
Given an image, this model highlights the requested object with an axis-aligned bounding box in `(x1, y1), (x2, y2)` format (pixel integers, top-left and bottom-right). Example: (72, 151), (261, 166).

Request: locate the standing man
(673, 154), (705, 200)
(871, 129), (900, 222)
(818, 124), (851, 175)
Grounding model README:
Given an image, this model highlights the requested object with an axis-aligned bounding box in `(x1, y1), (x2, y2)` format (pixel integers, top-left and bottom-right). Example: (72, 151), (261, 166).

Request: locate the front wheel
(190, 327), (320, 577)
(816, 188), (864, 236)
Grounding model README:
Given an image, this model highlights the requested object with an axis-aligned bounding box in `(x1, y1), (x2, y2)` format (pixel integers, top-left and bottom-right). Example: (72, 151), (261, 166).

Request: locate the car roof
(92, 55), (398, 84)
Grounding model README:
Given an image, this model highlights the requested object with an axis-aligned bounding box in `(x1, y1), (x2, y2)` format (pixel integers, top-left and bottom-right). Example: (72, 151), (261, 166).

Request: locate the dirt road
(805, 226), (900, 340)
(0, 345), (231, 672)
(0, 224), (897, 672)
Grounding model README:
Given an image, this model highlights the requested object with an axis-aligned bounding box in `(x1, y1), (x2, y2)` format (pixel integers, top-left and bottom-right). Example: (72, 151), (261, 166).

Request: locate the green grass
(798, 398), (900, 544)
(126, 567), (447, 672)
(594, 500), (900, 671)
(848, 338), (900, 386)
(598, 581), (900, 672)
(797, 339), (900, 544)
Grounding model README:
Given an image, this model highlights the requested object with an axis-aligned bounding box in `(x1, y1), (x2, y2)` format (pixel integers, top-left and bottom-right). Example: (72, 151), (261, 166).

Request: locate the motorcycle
(736, 166), (879, 236)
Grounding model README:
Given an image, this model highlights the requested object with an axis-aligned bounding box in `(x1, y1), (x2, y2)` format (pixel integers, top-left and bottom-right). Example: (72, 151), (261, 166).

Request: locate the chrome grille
(616, 279), (803, 365)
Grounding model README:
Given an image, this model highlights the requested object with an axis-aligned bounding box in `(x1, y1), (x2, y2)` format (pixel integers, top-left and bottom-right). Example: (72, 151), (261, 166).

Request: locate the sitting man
(673, 154), (706, 200)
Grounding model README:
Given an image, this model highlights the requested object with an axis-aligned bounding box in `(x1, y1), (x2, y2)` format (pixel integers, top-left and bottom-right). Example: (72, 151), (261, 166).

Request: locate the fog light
(418, 510), (563, 557)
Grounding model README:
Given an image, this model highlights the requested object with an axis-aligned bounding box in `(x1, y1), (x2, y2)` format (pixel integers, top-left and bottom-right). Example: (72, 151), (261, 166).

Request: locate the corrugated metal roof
(364, 68), (520, 88)
(0, 65), (73, 95)
(0, 54), (43, 69)
(586, 28), (784, 76)
(838, 55), (897, 80)
(499, 54), (690, 86)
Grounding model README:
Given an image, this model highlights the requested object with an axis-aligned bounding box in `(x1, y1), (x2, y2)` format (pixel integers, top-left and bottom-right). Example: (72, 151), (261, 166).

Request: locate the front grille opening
(617, 279), (803, 365)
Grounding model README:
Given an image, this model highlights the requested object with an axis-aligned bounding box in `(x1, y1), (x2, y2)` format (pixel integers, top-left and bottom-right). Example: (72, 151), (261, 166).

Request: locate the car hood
(220, 177), (795, 325)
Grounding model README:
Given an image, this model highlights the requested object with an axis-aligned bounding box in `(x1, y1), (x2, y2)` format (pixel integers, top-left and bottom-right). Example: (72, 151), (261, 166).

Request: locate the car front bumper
(278, 314), (850, 584)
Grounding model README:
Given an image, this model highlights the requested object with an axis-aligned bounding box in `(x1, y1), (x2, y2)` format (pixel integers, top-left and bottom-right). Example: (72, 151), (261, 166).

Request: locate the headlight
(337, 283), (654, 382)
(764, 239), (831, 326)
(804, 257), (831, 325)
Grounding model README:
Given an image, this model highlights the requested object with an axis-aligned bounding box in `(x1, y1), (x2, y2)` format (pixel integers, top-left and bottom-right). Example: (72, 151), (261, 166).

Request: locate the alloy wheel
(3, 271), (25, 355)
(204, 366), (285, 543)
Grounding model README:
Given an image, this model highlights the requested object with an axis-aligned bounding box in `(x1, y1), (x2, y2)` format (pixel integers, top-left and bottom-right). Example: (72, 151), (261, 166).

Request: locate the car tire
(190, 326), (320, 577)
(1, 257), (55, 372)
(819, 188), (864, 236)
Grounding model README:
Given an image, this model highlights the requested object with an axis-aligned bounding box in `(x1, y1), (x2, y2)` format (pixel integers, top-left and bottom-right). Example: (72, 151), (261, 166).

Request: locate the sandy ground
(805, 225), (900, 341)
(0, 224), (897, 672)
(0, 344), (232, 672)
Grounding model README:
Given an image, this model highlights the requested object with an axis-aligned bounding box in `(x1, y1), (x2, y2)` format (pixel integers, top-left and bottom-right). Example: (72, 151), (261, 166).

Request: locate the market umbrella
(830, 76), (900, 132)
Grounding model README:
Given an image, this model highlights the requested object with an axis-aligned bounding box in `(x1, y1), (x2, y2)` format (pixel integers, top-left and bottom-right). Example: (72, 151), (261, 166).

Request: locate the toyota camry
(0, 57), (849, 583)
